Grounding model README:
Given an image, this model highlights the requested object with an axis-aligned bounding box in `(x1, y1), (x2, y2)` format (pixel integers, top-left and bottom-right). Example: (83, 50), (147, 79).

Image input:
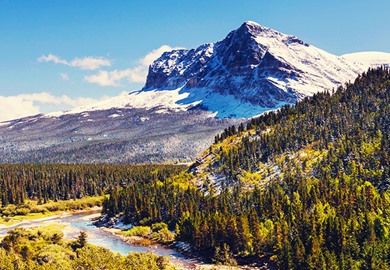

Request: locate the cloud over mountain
(0, 92), (110, 122)
(84, 45), (183, 86)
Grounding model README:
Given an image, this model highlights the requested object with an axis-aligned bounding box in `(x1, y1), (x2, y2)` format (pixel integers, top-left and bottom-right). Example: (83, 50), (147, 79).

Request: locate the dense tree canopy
(0, 164), (185, 206)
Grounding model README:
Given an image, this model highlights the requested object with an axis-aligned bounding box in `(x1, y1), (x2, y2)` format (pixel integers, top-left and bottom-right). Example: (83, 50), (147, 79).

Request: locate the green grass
(0, 196), (105, 225)
(28, 224), (66, 239)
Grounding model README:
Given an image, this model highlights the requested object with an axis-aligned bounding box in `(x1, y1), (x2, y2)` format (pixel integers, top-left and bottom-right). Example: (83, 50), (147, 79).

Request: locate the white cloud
(60, 72), (70, 81)
(84, 45), (183, 87)
(38, 54), (68, 65)
(84, 66), (146, 86)
(0, 92), (110, 122)
(69, 57), (111, 70)
(38, 54), (111, 70)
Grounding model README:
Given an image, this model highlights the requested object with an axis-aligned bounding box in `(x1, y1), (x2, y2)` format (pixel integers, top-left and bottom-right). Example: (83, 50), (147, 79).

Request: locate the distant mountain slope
(0, 107), (239, 163)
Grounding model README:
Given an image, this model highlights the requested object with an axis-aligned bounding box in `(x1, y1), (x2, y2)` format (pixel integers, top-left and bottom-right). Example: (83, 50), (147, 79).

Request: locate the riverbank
(99, 222), (257, 270)
(0, 209), (256, 269)
(0, 206), (102, 230)
(0, 196), (105, 226)
(0, 222), (177, 270)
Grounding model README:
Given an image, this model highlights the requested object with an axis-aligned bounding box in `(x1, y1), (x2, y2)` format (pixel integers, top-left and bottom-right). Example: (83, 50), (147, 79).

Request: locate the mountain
(1, 21), (389, 163)
(143, 21), (371, 118)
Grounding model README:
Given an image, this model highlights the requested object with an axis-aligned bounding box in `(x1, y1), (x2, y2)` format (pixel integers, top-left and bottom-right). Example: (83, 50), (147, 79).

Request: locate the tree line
(0, 164), (186, 207)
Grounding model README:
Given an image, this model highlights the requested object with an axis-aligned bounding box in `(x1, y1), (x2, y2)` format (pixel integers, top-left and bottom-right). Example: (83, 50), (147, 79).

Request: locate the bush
(151, 222), (168, 232)
(1, 210), (13, 217)
(151, 228), (175, 244)
(30, 206), (48, 214)
(45, 204), (60, 212)
(16, 208), (31, 216)
(1, 205), (17, 216)
(123, 226), (152, 237)
(124, 252), (174, 270)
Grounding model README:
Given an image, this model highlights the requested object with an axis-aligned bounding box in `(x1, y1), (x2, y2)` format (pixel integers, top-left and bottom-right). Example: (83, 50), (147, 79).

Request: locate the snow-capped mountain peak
(142, 21), (370, 118)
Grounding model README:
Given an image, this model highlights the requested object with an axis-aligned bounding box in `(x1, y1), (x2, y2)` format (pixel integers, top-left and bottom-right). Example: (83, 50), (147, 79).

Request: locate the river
(0, 211), (199, 269)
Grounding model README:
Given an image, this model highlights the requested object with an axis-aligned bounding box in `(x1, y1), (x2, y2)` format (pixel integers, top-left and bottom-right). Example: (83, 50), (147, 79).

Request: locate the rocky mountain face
(144, 21), (368, 117)
(1, 21), (388, 163)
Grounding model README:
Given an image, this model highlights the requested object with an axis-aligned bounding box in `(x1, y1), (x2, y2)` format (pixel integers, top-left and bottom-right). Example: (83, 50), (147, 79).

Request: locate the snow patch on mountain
(251, 22), (366, 96)
(341, 51), (390, 68)
(177, 87), (287, 118)
(45, 87), (202, 118)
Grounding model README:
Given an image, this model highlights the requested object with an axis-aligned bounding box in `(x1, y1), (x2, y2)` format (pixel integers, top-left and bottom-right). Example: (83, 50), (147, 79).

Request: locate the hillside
(0, 107), (237, 163)
(103, 67), (390, 269)
(193, 67), (390, 191)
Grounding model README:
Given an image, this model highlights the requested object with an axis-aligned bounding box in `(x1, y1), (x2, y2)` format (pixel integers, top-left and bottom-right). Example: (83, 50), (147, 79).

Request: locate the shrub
(16, 208), (31, 216)
(123, 226), (152, 237)
(151, 222), (168, 232)
(30, 206), (48, 214)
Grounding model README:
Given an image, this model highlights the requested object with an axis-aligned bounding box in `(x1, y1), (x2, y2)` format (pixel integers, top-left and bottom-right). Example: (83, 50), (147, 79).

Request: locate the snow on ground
(341, 51), (390, 68)
(7, 83), (284, 121)
(43, 84), (246, 119)
(139, 116), (150, 122)
(178, 87), (286, 118)
(108, 113), (121, 118)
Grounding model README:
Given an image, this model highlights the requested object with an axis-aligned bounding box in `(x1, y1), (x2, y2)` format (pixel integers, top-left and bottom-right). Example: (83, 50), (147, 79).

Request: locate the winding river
(0, 211), (198, 269)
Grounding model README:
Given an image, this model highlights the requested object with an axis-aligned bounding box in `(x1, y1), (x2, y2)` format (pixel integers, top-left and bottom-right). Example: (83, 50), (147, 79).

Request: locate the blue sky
(0, 0), (389, 121)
